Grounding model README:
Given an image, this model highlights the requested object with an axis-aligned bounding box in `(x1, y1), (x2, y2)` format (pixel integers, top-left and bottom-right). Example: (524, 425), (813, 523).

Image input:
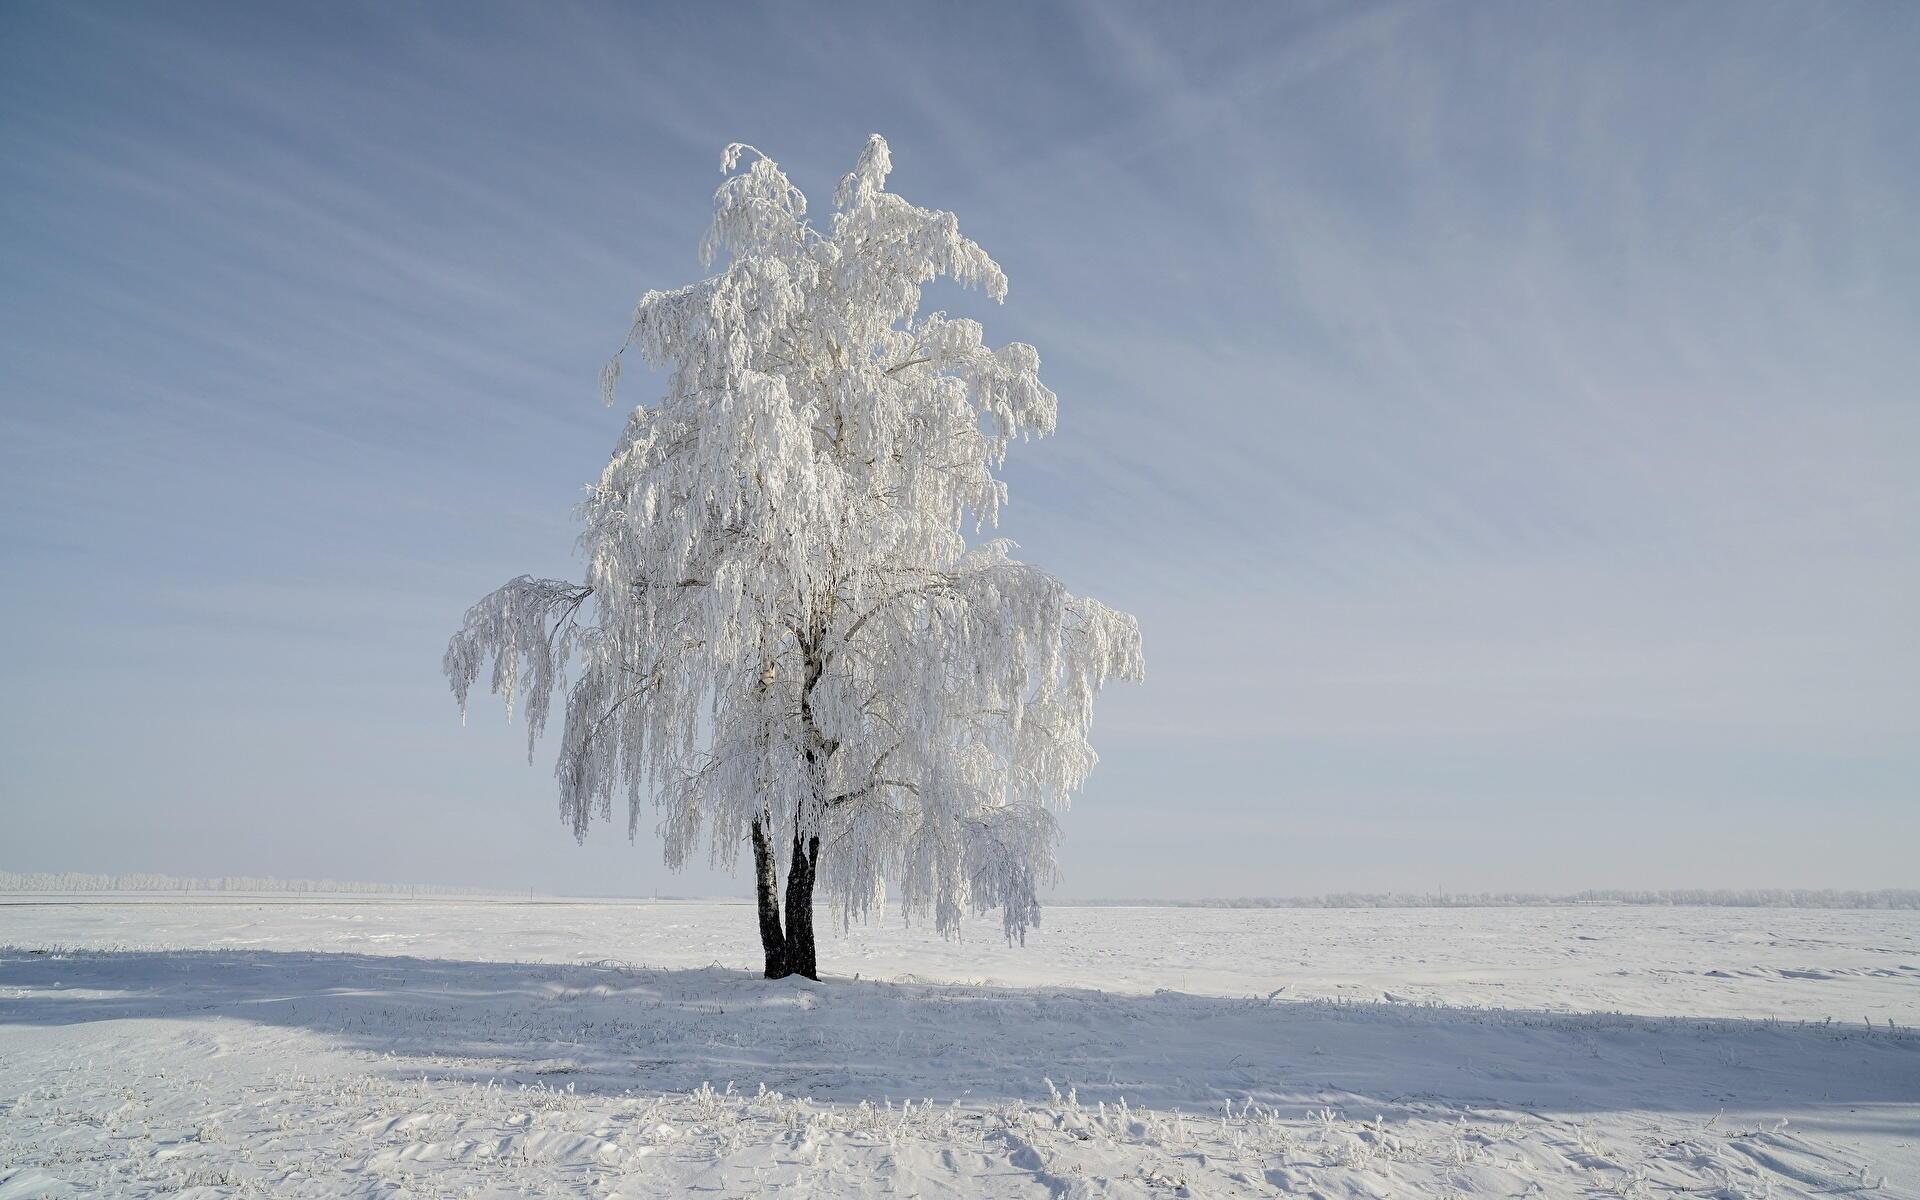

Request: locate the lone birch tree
(445, 136), (1143, 979)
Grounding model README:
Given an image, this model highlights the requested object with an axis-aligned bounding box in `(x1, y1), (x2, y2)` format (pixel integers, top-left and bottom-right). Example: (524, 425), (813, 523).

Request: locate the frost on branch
(443, 576), (591, 758)
(447, 136), (1142, 939)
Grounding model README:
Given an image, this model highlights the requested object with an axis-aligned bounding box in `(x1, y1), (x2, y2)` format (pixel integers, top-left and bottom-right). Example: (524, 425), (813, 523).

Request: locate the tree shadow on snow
(2, 946), (1914, 1128)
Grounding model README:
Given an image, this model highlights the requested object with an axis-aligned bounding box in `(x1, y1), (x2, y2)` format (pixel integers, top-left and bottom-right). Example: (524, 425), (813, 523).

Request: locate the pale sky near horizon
(3, 2), (1916, 901)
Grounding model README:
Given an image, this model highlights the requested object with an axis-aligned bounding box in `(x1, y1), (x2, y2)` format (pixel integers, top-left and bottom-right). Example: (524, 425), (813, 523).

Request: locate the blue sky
(3, 1), (1915, 899)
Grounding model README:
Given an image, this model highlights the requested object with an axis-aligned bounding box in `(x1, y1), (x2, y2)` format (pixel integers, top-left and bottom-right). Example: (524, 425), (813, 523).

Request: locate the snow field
(2, 901), (1917, 1197)
(9, 899), (1915, 1022)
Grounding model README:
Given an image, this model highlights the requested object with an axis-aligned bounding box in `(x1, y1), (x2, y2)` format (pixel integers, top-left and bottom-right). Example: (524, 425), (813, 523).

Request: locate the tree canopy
(446, 136), (1142, 946)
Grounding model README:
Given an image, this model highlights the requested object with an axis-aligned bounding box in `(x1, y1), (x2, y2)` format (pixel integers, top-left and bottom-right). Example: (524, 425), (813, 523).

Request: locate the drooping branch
(447, 135), (1141, 946)
(443, 576), (594, 758)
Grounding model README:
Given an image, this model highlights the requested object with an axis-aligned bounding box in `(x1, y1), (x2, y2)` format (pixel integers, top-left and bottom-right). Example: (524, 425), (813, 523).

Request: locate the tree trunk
(783, 832), (821, 981)
(751, 816), (790, 979)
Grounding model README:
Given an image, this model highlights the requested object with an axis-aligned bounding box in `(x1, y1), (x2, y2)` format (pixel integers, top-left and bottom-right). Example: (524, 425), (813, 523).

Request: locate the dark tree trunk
(751, 816), (790, 979)
(783, 832), (822, 981)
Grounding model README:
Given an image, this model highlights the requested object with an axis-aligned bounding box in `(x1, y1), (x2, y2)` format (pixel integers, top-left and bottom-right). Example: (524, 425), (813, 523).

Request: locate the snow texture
(3, 899), (1916, 1197)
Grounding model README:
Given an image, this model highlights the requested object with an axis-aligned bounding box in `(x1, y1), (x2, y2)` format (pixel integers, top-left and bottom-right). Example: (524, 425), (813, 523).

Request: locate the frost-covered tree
(445, 136), (1143, 979)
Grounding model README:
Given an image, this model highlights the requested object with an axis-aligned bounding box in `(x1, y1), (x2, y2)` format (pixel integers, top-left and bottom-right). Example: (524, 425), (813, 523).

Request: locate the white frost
(446, 136), (1143, 939)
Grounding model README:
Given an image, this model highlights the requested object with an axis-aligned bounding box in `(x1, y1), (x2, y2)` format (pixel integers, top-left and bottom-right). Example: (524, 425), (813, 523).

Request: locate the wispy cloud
(2, 1), (1913, 897)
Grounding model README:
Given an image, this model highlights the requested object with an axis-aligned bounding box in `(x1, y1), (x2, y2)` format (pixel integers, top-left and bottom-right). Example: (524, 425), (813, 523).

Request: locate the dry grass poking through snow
(3, 920), (1917, 1198)
(0, 902), (1912, 1190)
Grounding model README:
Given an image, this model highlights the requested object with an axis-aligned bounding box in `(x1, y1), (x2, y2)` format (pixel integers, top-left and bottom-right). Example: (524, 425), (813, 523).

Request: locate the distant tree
(445, 136), (1142, 979)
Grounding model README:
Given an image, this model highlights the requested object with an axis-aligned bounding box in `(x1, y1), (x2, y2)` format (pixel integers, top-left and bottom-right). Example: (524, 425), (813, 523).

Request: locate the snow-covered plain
(3, 900), (1916, 1197)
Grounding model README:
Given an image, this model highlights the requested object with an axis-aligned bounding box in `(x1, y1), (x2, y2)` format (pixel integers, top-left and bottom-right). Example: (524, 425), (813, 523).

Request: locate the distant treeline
(0, 871), (511, 896)
(1083, 889), (1920, 910)
(8, 874), (1914, 910)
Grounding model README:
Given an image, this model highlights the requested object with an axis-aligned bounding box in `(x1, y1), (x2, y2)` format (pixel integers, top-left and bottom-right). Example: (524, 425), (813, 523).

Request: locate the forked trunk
(751, 816), (822, 980)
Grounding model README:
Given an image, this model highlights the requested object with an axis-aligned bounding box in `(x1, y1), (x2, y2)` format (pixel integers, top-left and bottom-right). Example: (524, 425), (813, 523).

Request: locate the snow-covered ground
(2, 899), (1916, 1197)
